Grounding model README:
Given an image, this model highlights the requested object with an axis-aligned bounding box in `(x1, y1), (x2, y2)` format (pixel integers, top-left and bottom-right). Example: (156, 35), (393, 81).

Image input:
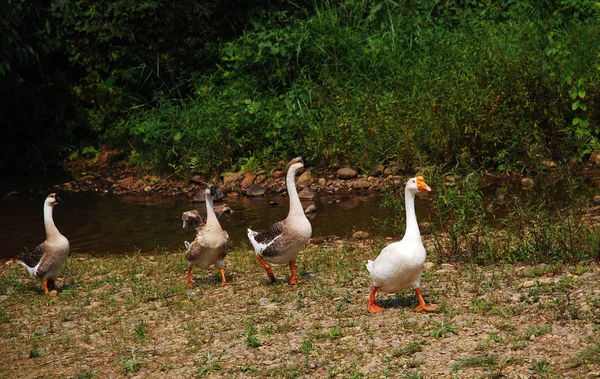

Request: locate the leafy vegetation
(2, 1), (600, 175)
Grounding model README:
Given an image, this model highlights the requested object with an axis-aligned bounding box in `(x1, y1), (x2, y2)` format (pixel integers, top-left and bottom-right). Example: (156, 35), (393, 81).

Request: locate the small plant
(119, 348), (143, 373)
(197, 353), (225, 376)
(572, 343), (600, 368)
(0, 309), (11, 323)
(300, 337), (314, 355)
(432, 318), (458, 339)
(134, 319), (147, 343)
(29, 348), (42, 358)
(404, 370), (424, 379)
(488, 333), (503, 343)
(452, 354), (498, 371)
(244, 323), (262, 348)
(329, 327), (342, 339)
(519, 325), (552, 340)
(529, 360), (554, 378)
(392, 341), (423, 357)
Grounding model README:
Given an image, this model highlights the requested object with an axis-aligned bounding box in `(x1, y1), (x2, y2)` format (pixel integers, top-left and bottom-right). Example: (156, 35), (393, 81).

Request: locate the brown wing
(20, 242), (46, 268)
(182, 210), (204, 229)
(255, 222), (286, 258)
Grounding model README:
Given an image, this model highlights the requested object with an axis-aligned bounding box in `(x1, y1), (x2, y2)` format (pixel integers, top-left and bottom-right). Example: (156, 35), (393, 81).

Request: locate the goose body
(183, 186), (229, 286)
(17, 193), (70, 296)
(247, 156), (312, 284)
(366, 176), (436, 313)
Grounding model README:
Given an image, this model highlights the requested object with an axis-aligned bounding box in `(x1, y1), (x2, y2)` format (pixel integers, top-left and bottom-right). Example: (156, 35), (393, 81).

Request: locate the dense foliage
(2, 0), (600, 174)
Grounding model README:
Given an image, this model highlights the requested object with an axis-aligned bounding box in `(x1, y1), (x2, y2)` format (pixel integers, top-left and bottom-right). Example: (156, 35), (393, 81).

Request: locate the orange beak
(416, 176), (431, 192)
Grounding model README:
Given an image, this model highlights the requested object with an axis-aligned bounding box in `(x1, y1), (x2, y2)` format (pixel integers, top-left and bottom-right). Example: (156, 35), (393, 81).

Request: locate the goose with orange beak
(366, 176), (436, 313)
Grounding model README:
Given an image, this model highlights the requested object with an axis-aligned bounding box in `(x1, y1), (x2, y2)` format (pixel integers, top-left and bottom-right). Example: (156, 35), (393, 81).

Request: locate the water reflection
(0, 191), (409, 258)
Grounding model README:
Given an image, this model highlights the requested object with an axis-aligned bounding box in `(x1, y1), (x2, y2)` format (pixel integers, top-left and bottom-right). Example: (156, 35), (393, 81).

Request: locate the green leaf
(578, 89), (586, 99)
(174, 132), (182, 141)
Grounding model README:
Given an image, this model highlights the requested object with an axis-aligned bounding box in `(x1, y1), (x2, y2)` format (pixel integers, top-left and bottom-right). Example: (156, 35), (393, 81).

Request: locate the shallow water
(0, 190), (432, 259)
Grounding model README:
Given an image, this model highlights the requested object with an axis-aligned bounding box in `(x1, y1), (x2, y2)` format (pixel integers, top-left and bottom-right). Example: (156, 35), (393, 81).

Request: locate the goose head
(206, 185), (224, 200)
(405, 176), (431, 195)
(46, 193), (63, 207)
(286, 155), (311, 175)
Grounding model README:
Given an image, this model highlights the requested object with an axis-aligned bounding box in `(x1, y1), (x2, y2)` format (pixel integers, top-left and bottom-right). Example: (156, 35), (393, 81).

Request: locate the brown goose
(182, 186), (229, 287)
(17, 193), (70, 296)
(247, 156), (312, 284)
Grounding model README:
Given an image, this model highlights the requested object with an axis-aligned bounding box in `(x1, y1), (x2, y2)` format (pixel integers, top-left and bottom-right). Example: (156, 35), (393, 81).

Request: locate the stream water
(0, 190), (429, 259)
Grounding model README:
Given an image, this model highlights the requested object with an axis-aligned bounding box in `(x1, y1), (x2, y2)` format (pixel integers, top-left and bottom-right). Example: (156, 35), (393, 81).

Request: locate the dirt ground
(1, 238), (599, 378)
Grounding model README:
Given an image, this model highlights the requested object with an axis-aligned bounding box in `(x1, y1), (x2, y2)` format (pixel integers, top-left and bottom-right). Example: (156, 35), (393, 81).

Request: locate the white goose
(247, 156), (312, 284)
(182, 185), (229, 287)
(366, 176), (436, 313)
(18, 193), (70, 296)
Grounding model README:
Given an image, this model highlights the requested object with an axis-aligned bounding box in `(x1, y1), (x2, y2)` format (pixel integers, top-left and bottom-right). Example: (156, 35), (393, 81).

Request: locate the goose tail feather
(17, 260), (37, 278)
(247, 229), (260, 254)
(366, 260), (374, 274)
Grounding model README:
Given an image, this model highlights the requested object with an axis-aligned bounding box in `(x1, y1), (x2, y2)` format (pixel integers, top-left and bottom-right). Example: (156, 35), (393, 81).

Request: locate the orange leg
(289, 261), (300, 285)
(368, 286), (383, 313)
(43, 280), (57, 297)
(415, 287), (436, 312)
(256, 255), (276, 282)
(220, 268), (227, 286)
(186, 267), (195, 288)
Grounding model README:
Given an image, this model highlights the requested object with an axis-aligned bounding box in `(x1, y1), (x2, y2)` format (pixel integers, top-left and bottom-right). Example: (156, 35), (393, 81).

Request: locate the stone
(423, 262), (435, 271)
(222, 172), (242, 186)
(337, 167), (358, 179)
(297, 169), (312, 185)
(318, 178), (327, 186)
(241, 172), (256, 188)
(246, 184), (266, 197)
(119, 176), (135, 188)
(273, 170), (284, 179)
(143, 185), (152, 193)
(352, 231), (370, 239)
(438, 263), (456, 270)
(304, 204), (317, 214)
(254, 174), (267, 184)
(350, 179), (371, 189)
(521, 177), (535, 189)
(540, 159), (556, 168)
(190, 175), (205, 184)
(593, 195), (600, 205)
(298, 188), (314, 200)
(589, 152), (600, 166)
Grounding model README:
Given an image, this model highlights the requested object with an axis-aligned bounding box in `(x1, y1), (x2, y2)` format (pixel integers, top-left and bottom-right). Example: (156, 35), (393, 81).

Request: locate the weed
(432, 318), (458, 339)
(244, 324), (262, 348)
(572, 343), (600, 367)
(519, 325), (552, 340)
(329, 327), (342, 339)
(452, 354), (498, 371)
(392, 341), (423, 357)
(134, 319), (147, 343)
(403, 370), (424, 379)
(196, 353), (225, 376)
(488, 333), (503, 343)
(529, 360), (554, 378)
(29, 348), (42, 358)
(300, 337), (314, 355)
(118, 348), (143, 373)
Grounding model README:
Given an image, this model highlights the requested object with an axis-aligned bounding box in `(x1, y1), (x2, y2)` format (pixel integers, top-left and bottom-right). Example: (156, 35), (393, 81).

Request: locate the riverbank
(1, 240), (599, 378)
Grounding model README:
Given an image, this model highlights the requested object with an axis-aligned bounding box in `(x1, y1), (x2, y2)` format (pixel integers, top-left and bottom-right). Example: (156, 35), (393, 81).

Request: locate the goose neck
(403, 189), (421, 240)
(205, 194), (219, 226)
(44, 202), (61, 240)
(286, 167), (303, 218)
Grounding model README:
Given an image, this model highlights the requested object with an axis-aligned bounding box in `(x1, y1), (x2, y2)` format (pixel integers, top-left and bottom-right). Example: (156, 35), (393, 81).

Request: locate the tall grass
(119, 0), (600, 175)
